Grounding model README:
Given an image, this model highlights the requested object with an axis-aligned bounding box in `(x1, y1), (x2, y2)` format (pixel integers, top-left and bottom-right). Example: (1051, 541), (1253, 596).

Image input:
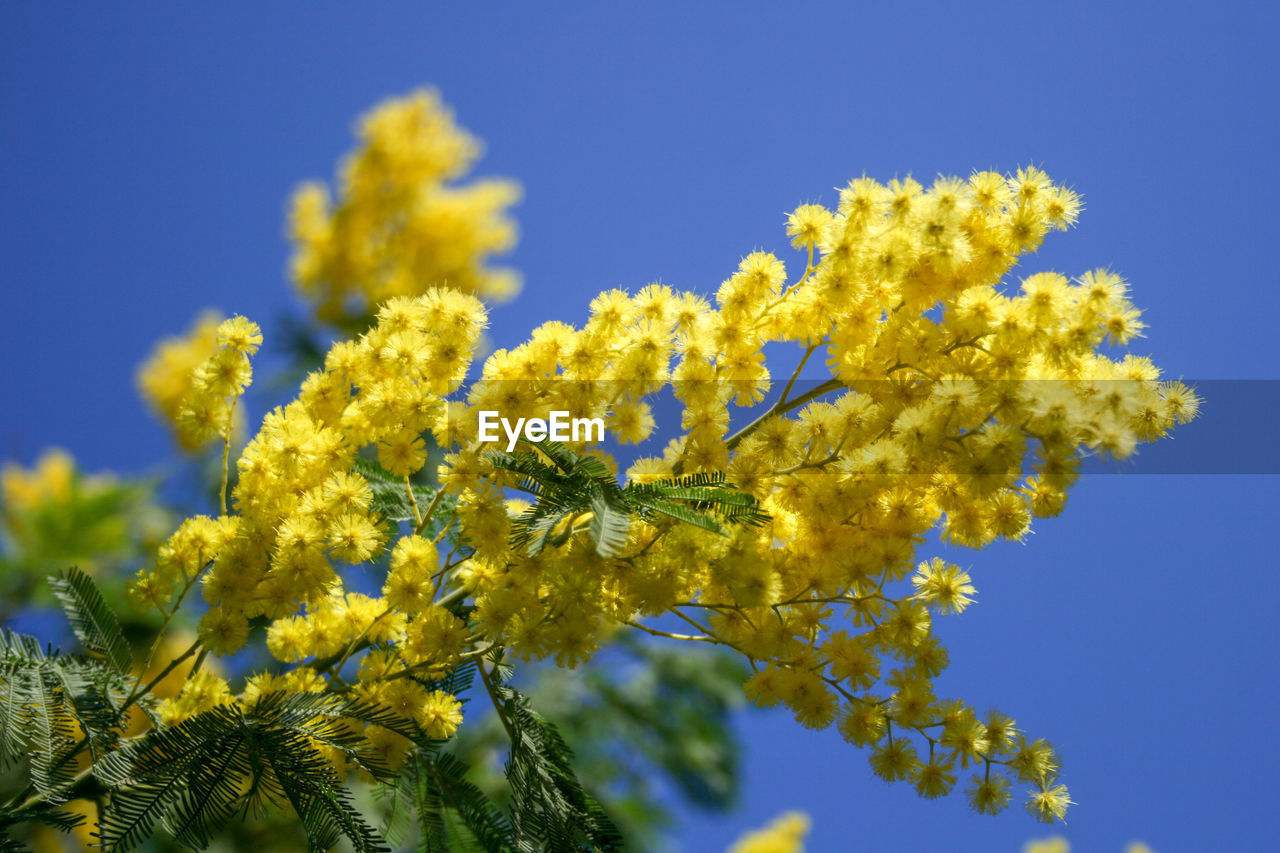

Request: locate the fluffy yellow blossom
(912, 557), (976, 614)
(728, 811), (810, 853)
(415, 689), (464, 739)
(288, 89), (521, 327)
(156, 671), (233, 725)
(136, 161), (1195, 825)
(1, 448), (75, 508)
(137, 310), (224, 450)
(199, 605), (250, 655)
(1027, 784), (1074, 823)
(138, 313), (261, 452)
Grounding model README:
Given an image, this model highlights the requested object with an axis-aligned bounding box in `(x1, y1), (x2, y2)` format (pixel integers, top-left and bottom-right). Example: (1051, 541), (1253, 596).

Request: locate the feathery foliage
(50, 566), (133, 674)
(484, 660), (622, 852)
(488, 441), (768, 558)
(95, 691), (423, 852)
(353, 457), (441, 526)
(0, 626), (130, 805)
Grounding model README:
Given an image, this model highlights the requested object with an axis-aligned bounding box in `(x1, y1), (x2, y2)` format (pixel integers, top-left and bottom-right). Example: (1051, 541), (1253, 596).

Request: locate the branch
(725, 377), (843, 451)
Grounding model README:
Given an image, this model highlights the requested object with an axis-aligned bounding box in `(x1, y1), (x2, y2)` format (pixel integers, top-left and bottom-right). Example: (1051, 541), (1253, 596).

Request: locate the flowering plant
(0, 89), (1197, 852)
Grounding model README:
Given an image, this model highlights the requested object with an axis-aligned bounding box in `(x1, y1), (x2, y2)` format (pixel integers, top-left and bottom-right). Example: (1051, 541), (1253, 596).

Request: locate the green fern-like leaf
(414, 751), (516, 853)
(95, 704), (241, 852)
(493, 439), (770, 560)
(486, 671), (622, 852)
(1, 627), (129, 798)
(24, 666), (79, 802)
(0, 662), (25, 771)
(49, 567), (132, 674)
(95, 692), (417, 853)
(353, 456), (437, 524)
(587, 487), (631, 559)
(627, 495), (727, 534)
(373, 775), (416, 848)
(0, 802), (86, 851)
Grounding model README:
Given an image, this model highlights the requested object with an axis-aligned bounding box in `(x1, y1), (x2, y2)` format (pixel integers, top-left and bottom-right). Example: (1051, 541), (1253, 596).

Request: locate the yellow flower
(911, 557), (976, 614)
(727, 812), (810, 853)
(415, 690), (463, 739)
(288, 89), (520, 326)
(199, 606), (250, 656)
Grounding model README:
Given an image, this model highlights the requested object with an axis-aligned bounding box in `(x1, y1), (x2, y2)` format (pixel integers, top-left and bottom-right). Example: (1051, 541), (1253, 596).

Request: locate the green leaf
(49, 567), (132, 673)
(95, 692), (412, 853)
(494, 438), (769, 561)
(0, 663), (26, 771)
(628, 495), (727, 535)
(373, 775), (416, 849)
(25, 666), (78, 802)
(486, 449), (571, 493)
(415, 751), (516, 853)
(353, 456), (437, 524)
(1, 629), (129, 784)
(0, 802), (86, 850)
(95, 705), (238, 852)
(487, 672), (623, 852)
(588, 487), (631, 559)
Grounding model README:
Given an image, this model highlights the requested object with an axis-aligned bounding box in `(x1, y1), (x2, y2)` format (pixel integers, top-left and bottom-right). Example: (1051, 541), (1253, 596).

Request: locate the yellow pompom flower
(415, 690), (463, 739)
(198, 606), (250, 656)
(327, 512), (385, 564)
(911, 558), (976, 614)
(379, 432), (428, 477)
(139, 311), (260, 453)
(216, 315), (263, 354)
(1027, 784), (1074, 824)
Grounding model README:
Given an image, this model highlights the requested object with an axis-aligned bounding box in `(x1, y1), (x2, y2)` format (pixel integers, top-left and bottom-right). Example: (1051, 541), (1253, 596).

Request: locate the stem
(327, 608), (392, 680)
(186, 647), (209, 681)
(430, 506), (458, 544)
(127, 638), (201, 711)
(435, 585), (469, 609)
(624, 619), (715, 643)
(725, 377), (842, 451)
(404, 476), (422, 528)
(128, 563), (208, 704)
(778, 343), (818, 407)
(415, 487), (446, 536)
(308, 639), (372, 674)
(219, 396), (237, 516)
(478, 661), (517, 746)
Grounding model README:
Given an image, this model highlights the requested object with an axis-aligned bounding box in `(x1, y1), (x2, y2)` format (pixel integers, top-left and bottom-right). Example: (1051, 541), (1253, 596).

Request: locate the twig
(623, 619), (715, 643)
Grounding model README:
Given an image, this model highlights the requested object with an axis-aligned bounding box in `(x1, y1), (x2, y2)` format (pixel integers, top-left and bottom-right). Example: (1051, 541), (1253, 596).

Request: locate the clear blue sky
(2, 3), (1278, 850)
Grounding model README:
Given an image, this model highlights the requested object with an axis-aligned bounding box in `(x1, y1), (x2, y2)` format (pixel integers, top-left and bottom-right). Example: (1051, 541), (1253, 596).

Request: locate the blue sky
(2, 2), (1278, 850)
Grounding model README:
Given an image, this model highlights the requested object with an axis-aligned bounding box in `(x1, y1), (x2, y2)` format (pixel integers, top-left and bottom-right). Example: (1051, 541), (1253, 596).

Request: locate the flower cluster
(149, 137), (1198, 816)
(423, 169), (1195, 819)
(2, 448), (80, 511)
(729, 811), (810, 853)
(1, 448), (170, 588)
(131, 290), (488, 770)
(137, 313), (261, 451)
(288, 89), (521, 328)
